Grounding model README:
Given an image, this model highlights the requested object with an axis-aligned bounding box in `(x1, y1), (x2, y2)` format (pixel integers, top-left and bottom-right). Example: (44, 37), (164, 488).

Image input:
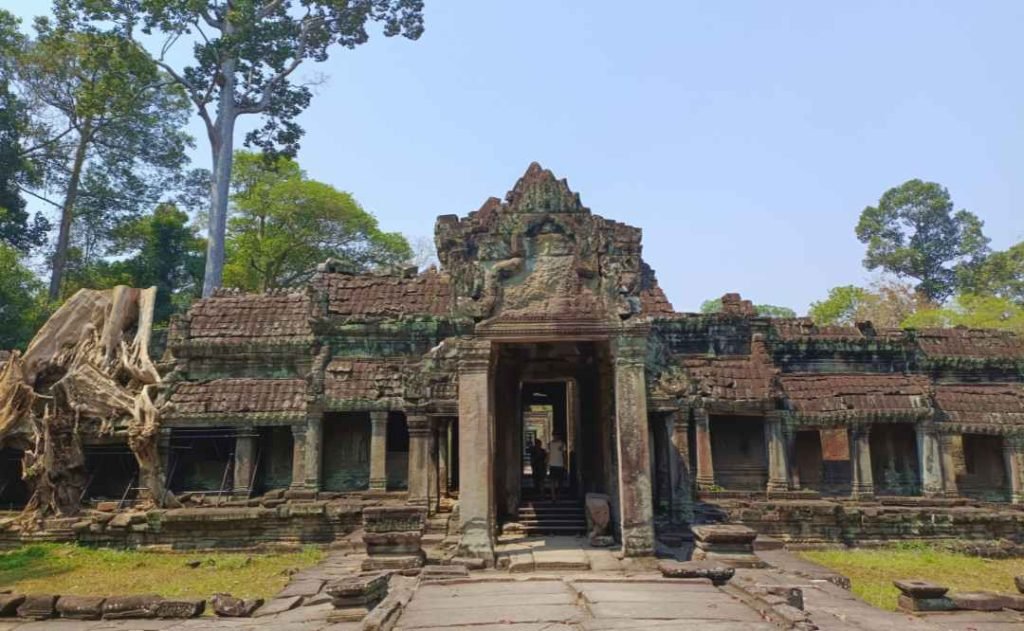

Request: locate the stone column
(694, 408), (715, 491)
(158, 427), (174, 481)
(765, 413), (789, 494)
(1003, 436), (1024, 505)
(612, 334), (655, 557)
(438, 418), (450, 497)
(916, 424), (943, 497)
(304, 416), (322, 490)
(785, 427), (801, 491)
(668, 409), (693, 523)
(938, 434), (959, 497)
(290, 425), (307, 489)
(850, 425), (874, 500)
(457, 340), (494, 562)
(232, 428), (257, 496)
(427, 417), (440, 513)
(368, 411), (389, 491)
(406, 410), (431, 510)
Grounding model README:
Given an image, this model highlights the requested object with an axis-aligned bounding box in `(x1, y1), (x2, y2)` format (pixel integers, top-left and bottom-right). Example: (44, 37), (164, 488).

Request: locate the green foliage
(700, 298), (796, 318)
(956, 241), (1024, 304)
(902, 293), (1024, 334)
(225, 151), (411, 291)
(0, 244), (48, 349)
(855, 179), (989, 301)
(809, 285), (874, 326)
(64, 204), (205, 322)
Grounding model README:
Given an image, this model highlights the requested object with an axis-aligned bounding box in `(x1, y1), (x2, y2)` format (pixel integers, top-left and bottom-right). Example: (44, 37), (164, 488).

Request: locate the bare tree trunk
(201, 61), (237, 298)
(48, 120), (93, 301)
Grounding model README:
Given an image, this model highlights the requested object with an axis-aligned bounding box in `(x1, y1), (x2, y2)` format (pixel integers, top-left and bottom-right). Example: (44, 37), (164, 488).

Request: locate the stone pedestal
(668, 410), (694, 523)
(917, 426), (943, 497)
(691, 524), (763, 568)
(850, 426), (874, 499)
(457, 340), (495, 562)
(694, 408), (715, 491)
(290, 426), (307, 489)
(232, 431), (256, 496)
(613, 334), (655, 557)
(894, 580), (955, 612)
(369, 411), (388, 491)
(765, 414), (789, 494)
(325, 574), (388, 621)
(361, 506), (425, 571)
(406, 412), (431, 510)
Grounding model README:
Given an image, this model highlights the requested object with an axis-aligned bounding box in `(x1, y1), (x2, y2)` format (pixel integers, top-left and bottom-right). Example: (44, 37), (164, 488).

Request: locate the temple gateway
(3, 163), (1022, 559)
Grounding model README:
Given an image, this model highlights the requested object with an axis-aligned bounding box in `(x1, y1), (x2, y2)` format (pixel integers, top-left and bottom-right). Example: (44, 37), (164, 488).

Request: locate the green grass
(0, 544), (324, 600)
(799, 542), (1024, 611)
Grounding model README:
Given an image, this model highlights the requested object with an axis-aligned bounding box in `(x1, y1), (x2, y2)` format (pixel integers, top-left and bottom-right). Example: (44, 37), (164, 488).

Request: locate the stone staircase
(514, 498), (586, 535)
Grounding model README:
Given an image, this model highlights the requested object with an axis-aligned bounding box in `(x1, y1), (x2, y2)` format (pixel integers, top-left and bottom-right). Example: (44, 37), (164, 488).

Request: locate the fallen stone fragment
(893, 579), (949, 599)
(0, 594), (25, 617)
(657, 560), (735, 585)
(155, 598), (205, 618)
(102, 594), (164, 619)
(56, 595), (106, 619)
(949, 591), (1013, 612)
(449, 556), (486, 570)
(420, 565), (469, 583)
(691, 524), (758, 545)
(17, 594), (57, 619)
(211, 593), (263, 617)
(1016, 575), (1024, 594)
(252, 595), (304, 617)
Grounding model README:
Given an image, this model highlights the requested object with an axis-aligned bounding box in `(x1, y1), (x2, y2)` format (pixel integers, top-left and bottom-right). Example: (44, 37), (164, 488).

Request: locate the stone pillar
(158, 427), (174, 480)
(668, 409), (693, 523)
(785, 427), (801, 491)
(850, 425), (874, 500)
(290, 425), (307, 489)
(369, 411), (389, 491)
(1003, 436), (1024, 504)
(304, 416), (322, 490)
(938, 434), (959, 497)
(612, 334), (655, 557)
(233, 429), (257, 495)
(457, 340), (494, 562)
(438, 418), (450, 497)
(916, 424), (943, 497)
(694, 408), (715, 491)
(765, 413), (789, 494)
(427, 417), (440, 513)
(406, 410), (431, 510)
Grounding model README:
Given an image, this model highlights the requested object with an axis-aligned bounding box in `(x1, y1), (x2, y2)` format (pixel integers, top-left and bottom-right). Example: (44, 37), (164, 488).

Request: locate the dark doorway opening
(710, 415), (767, 491)
(0, 448), (29, 510)
(168, 428), (236, 494)
(521, 380), (568, 500)
(322, 412), (370, 491)
(870, 424), (920, 495)
(83, 444), (140, 502)
(387, 412), (409, 490)
(960, 434), (1008, 501)
(253, 426), (293, 494)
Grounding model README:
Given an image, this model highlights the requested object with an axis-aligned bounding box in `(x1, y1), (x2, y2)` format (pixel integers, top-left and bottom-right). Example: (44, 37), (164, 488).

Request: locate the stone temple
(1, 163), (1023, 559)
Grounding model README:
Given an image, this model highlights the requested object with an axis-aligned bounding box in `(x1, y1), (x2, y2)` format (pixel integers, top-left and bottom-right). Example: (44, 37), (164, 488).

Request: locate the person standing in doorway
(547, 433), (566, 501)
(529, 438), (547, 496)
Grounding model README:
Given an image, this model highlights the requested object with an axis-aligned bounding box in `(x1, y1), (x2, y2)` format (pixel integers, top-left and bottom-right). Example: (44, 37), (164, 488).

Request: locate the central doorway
(492, 341), (616, 524)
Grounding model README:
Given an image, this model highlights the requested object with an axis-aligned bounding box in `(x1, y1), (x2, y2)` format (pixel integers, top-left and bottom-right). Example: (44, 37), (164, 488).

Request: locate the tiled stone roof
(167, 378), (307, 418)
(679, 356), (777, 402)
(915, 328), (1024, 360)
(781, 374), (931, 420)
(316, 269), (451, 318)
(639, 284), (675, 317)
(186, 290), (313, 344)
(934, 383), (1024, 431)
(324, 358), (408, 405)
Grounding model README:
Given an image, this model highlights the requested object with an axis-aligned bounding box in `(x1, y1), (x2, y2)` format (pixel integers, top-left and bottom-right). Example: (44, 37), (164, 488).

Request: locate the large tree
(809, 278), (933, 328)
(16, 7), (193, 299)
(0, 10), (49, 251)
(0, 244), (47, 349)
(956, 241), (1024, 305)
(855, 179), (989, 302)
(225, 150), (410, 291)
(76, 0), (425, 297)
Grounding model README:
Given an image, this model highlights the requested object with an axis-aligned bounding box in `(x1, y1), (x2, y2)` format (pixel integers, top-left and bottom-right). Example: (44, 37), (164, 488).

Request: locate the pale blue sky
(7, 1), (1023, 312)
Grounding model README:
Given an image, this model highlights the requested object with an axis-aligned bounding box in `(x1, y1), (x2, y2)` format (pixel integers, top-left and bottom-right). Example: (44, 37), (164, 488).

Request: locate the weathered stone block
(17, 594), (57, 619)
(155, 599), (205, 618)
(420, 565), (469, 583)
(893, 579), (948, 599)
(1016, 575), (1024, 594)
(585, 492), (611, 541)
(102, 594), (163, 619)
(362, 506), (425, 533)
(325, 573), (388, 602)
(363, 531), (423, 554)
(56, 595), (106, 619)
(0, 593), (25, 617)
(658, 560), (734, 585)
(211, 593), (264, 617)
(897, 594), (956, 612)
(949, 591), (1013, 611)
(361, 553), (424, 571)
(691, 524), (758, 545)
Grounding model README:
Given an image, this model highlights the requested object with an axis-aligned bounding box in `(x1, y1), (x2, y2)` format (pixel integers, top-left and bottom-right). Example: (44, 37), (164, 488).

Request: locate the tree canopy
(855, 179), (989, 302)
(74, 0), (425, 296)
(224, 151), (411, 292)
(699, 298), (796, 318)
